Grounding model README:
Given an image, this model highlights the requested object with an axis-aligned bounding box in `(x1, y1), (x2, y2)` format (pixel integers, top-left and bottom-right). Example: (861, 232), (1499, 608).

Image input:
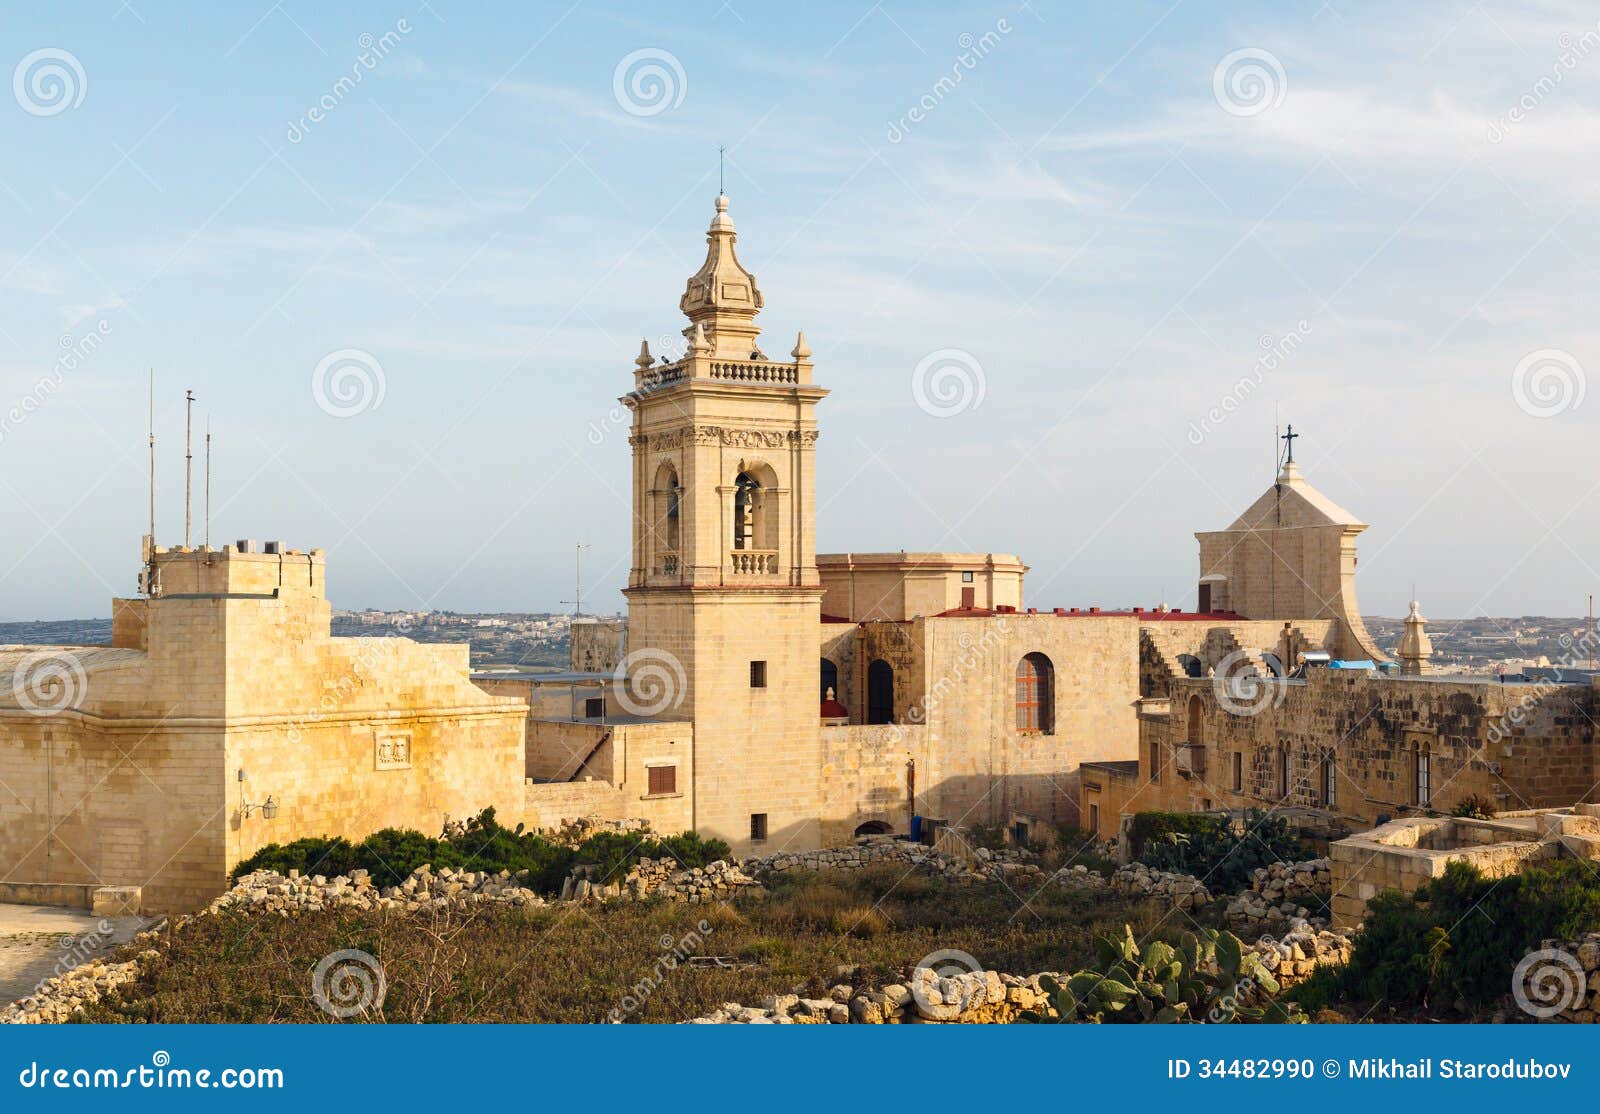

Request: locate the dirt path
(0, 904), (151, 1008)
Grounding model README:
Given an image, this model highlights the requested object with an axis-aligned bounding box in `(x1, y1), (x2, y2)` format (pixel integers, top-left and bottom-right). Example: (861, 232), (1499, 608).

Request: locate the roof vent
(264, 541), (282, 555)
(1089, 606), (1101, 614)
(236, 539), (256, 554)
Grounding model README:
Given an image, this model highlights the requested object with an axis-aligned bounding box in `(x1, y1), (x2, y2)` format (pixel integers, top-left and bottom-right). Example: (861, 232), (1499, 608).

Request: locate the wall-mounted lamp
(238, 768), (279, 820)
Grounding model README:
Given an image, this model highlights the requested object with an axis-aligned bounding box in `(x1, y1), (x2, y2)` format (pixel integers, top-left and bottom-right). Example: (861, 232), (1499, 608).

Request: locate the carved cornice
(639, 425), (820, 450)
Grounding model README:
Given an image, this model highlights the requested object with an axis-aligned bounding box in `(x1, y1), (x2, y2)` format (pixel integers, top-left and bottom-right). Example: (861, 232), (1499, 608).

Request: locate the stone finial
(792, 330), (811, 360)
(688, 322), (710, 356)
(1398, 599), (1433, 676)
(635, 339), (652, 371)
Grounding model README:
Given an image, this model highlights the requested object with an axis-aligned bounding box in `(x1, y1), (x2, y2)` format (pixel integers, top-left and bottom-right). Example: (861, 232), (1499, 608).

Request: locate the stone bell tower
(621, 194), (827, 855)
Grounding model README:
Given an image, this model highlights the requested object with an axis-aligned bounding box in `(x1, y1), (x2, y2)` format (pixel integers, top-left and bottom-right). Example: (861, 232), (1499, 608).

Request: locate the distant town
(2, 610), (1593, 677)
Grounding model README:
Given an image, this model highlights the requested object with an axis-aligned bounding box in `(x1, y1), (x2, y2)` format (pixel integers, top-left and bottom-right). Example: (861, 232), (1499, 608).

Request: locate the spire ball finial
(715, 194), (728, 212)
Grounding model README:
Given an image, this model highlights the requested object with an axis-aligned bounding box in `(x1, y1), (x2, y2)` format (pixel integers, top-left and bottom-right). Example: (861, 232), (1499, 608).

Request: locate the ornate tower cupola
(679, 195), (766, 360)
(1397, 599), (1434, 676)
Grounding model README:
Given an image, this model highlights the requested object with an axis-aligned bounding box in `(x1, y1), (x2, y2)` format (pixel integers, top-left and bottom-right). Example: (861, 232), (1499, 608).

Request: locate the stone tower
(1397, 599), (1433, 675)
(621, 194), (827, 855)
(1196, 457), (1388, 662)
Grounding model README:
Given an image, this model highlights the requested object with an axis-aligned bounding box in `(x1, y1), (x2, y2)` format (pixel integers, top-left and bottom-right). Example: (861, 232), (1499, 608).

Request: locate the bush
(230, 809), (725, 895)
(1320, 858), (1600, 1013)
(1133, 810), (1305, 894)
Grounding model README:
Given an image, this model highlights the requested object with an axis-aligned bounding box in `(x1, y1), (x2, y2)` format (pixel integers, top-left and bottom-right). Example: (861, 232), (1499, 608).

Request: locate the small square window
(961, 571), (974, 583)
(584, 697), (603, 718)
(750, 813), (768, 842)
(750, 660), (767, 688)
(647, 765), (676, 795)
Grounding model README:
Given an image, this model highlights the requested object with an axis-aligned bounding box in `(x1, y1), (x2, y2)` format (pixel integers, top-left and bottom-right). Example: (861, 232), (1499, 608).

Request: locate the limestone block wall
(1138, 671), (1599, 829)
(817, 553), (1026, 622)
(818, 724), (923, 844)
(912, 614), (1141, 830)
(570, 618), (626, 672)
(0, 711), (224, 913)
(524, 779), (627, 831)
(1329, 816), (1559, 927)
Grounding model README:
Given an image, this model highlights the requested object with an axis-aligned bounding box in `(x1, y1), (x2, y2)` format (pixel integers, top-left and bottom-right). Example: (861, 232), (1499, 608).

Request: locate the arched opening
(1176, 653), (1202, 679)
(1015, 652), (1054, 733)
(853, 820), (894, 838)
(1186, 694), (1203, 745)
(1261, 651), (1284, 677)
(652, 461), (681, 562)
(866, 659), (894, 725)
(732, 471), (760, 550)
(820, 658), (839, 703)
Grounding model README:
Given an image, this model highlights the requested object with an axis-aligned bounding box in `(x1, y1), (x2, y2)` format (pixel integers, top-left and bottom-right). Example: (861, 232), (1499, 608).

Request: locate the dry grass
(75, 869), (1180, 1024)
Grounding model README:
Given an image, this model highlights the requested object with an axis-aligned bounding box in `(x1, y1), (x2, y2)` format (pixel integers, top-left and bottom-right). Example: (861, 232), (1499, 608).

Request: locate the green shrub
(1134, 811), (1305, 894)
(1325, 858), (1600, 1013)
(230, 809), (724, 895)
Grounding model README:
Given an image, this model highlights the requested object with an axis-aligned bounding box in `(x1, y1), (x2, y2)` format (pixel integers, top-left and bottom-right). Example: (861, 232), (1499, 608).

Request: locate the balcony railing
(709, 361), (798, 385)
(657, 553), (679, 575)
(728, 549), (779, 575)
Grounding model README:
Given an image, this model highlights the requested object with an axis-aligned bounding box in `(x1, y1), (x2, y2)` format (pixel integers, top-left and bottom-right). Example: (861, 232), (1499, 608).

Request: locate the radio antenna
(204, 415), (212, 552)
(184, 389), (195, 548)
(147, 370), (155, 546)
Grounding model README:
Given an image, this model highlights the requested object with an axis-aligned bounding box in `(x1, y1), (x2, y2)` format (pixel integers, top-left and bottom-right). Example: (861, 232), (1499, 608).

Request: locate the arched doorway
(866, 659), (894, 724)
(820, 657), (838, 702)
(853, 820), (894, 837)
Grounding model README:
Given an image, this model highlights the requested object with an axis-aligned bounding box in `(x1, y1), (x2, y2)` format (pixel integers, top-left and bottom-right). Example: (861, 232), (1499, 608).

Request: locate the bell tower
(622, 194), (827, 854)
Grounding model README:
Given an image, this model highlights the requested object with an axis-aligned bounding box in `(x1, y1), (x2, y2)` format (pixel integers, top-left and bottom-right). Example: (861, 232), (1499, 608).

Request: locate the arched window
(866, 659), (894, 725)
(1176, 653), (1202, 678)
(732, 471), (761, 550)
(820, 658), (838, 703)
(1278, 747), (1291, 800)
(652, 462), (681, 569)
(1261, 651), (1284, 677)
(1015, 653), (1054, 733)
(1321, 753), (1337, 808)
(1185, 694), (1203, 745)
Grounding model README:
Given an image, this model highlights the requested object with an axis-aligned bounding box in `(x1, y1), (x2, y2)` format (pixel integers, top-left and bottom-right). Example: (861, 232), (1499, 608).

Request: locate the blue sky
(1, 1), (1596, 620)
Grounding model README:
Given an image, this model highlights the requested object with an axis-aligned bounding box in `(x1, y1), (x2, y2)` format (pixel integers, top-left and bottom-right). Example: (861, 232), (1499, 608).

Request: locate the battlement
(147, 540), (327, 599)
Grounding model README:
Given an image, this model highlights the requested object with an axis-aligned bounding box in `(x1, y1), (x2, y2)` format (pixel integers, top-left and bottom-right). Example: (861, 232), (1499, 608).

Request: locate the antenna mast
(204, 415), (212, 552)
(147, 370), (155, 546)
(183, 389), (195, 548)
